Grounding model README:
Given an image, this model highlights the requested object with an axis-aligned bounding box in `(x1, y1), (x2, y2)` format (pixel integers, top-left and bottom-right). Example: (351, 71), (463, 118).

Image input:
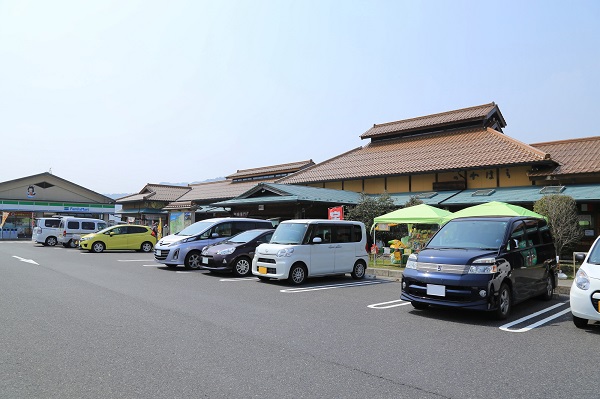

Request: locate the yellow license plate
(258, 266), (267, 274)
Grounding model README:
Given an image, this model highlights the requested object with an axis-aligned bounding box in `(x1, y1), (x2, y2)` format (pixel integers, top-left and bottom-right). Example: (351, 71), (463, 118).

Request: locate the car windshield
(427, 220), (508, 250)
(227, 230), (265, 244)
(587, 239), (600, 264)
(176, 221), (214, 237)
(270, 223), (308, 245)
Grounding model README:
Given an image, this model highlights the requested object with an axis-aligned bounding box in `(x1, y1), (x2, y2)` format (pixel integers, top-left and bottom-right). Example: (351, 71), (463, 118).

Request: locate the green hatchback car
(79, 224), (157, 253)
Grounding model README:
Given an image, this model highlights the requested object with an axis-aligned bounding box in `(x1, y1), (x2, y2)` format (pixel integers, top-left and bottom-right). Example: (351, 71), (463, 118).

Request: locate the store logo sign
(64, 206), (90, 212)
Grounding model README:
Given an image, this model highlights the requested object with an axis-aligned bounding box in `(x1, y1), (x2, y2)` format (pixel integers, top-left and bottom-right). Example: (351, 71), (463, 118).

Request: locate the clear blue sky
(1, 0), (599, 194)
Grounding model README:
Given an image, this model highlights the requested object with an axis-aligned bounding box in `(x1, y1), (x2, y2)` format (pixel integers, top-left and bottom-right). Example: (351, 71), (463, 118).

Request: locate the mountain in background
(103, 177), (226, 200)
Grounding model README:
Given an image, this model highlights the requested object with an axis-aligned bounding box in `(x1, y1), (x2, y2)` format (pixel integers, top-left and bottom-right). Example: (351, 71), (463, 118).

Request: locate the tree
(533, 194), (583, 258)
(345, 192), (397, 233)
(404, 196), (424, 207)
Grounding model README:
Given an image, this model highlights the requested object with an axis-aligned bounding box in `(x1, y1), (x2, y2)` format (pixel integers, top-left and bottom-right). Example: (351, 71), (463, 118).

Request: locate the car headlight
(217, 247), (235, 256)
(575, 268), (590, 290)
(276, 248), (294, 257)
(80, 236), (91, 241)
(469, 258), (498, 274)
(405, 254), (418, 269)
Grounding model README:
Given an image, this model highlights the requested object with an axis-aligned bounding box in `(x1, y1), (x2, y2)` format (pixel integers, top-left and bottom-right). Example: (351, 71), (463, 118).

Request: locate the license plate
(258, 266), (267, 274)
(427, 284), (445, 297)
(202, 257), (208, 264)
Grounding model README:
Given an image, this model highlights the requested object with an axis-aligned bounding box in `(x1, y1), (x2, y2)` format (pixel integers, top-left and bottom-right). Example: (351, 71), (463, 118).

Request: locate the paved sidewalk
(366, 266), (573, 295)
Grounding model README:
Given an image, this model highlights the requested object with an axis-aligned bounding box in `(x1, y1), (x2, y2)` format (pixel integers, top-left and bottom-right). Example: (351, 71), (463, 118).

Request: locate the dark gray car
(200, 229), (274, 277)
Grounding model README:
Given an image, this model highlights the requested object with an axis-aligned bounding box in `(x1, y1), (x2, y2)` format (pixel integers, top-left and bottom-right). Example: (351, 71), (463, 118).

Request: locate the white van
(32, 217), (62, 246)
(57, 217), (107, 248)
(252, 219), (369, 284)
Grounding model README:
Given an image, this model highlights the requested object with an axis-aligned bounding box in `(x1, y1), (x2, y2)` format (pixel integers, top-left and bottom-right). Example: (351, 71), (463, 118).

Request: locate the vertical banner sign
(1, 212), (9, 228)
(328, 206), (344, 220)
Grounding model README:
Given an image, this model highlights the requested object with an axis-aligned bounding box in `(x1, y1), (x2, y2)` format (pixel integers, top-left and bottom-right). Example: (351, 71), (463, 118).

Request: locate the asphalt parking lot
(1, 241), (599, 399)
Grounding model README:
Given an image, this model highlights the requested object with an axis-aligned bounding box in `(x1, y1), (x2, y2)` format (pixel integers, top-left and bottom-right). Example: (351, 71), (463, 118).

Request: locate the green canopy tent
(373, 203), (452, 226)
(441, 201), (545, 223)
(371, 204), (452, 265)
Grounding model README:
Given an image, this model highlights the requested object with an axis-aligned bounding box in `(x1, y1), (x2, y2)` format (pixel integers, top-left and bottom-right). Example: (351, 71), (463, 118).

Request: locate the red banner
(328, 206), (343, 220)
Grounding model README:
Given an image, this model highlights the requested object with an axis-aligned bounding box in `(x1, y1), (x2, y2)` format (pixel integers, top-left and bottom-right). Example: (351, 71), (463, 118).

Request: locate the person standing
(162, 223), (170, 237)
(151, 221), (158, 237)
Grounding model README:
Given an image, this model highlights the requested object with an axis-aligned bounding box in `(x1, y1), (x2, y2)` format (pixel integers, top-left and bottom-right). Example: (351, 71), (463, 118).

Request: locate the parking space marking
(280, 280), (388, 293)
(219, 277), (259, 282)
(367, 299), (411, 309)
(142, 264), (160, 267)
(499, 301), (571, 333)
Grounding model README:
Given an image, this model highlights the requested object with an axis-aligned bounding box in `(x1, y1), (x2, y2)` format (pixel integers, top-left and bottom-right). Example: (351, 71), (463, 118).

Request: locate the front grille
(591, 291), (600, 313)
(416, 262), (469, 274)
(257, 257), (276, 264)
(404, 279), (478, 303)
(155, 249), (170, 260)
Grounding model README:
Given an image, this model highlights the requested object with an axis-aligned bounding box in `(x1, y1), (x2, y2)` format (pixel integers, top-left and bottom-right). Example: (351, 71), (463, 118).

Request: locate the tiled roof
(279, 127), (552, 184)
(174, 179), (275, 202)
(530, 136), (600, 176)
(226, 160), (315, 179)
(361, 102), (505, 140)
(212, 183), (363, 206)
(116, 184), (190, 203)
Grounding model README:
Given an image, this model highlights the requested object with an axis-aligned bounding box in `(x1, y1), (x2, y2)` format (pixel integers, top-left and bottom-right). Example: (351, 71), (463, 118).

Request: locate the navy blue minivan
(400, 216), (557, 319)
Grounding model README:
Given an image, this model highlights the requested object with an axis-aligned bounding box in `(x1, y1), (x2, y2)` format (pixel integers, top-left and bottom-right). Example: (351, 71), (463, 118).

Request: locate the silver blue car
(154, 217), (273, 269)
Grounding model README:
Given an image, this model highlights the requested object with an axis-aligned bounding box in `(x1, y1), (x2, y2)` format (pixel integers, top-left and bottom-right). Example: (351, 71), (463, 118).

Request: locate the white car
(570, 235), (600, 328)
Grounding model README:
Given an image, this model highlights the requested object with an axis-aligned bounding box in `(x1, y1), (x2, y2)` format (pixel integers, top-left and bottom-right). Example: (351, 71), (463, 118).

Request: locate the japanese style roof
(212, 182), (363, 207)
(117, 184), (190, 203)
(361, 102), (506, 140)
(172, 179), (271, 203)
(279, 127), (553, 184)
(226, 160), (315, 180)
(530, 136), (600, 177)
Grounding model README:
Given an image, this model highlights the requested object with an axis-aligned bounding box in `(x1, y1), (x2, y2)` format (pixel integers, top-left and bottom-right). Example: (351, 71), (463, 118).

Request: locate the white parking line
(280, 280), (387, 293)
(220, 277), (259, 282)
(142, 264), (160, 267)
(367, 299), (411, 309)
(499, 302), (571, 333)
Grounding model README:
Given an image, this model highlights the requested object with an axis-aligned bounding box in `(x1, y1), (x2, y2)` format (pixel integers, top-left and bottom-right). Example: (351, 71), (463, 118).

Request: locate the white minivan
(32, 217), (62, 246)
(57, 217), (107, 248)
(252, 219), (369, 284)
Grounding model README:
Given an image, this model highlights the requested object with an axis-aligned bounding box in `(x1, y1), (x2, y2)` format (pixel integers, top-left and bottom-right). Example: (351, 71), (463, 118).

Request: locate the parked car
(570, 235), (600, 328)
(154, 217), (274, 269)
(57, 217), (107, 248)
(252, 219), (369, 285)
(401, 216), (557, 319)
(32, 217), (62, 246)
(200, 229), (274, 276)
(79, 224), (156, 253)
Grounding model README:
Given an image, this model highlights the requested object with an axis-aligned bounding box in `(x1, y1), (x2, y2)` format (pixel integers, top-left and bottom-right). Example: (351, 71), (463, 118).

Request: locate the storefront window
(0, 212), (34, 239)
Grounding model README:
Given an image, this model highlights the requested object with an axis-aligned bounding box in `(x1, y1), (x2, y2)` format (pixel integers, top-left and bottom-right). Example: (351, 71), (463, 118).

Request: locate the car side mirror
(575, 253), (586, 263)
(508, 239), (519, 251)
(211, 233), (219, 238)
(109, 232), (114, 236)
(312, 237), (322, 244)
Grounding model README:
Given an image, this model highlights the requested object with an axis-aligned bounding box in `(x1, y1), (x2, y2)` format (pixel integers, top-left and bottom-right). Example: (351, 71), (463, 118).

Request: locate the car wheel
(494, 283), (512, 320)
(572, 315), (589, 329)
(540, 275), (554, 301)
(232, 256), (252, 277)
(411, 301), (429, 310)
(184, 251), (202, 269)
(287, 264), (307, 285)
(68, 239), (77, 248)
(91, 242), (105, 253)
(351, 261), (366, 279)
(45, 236), (58, 246)
(140, 242), (153, 253)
